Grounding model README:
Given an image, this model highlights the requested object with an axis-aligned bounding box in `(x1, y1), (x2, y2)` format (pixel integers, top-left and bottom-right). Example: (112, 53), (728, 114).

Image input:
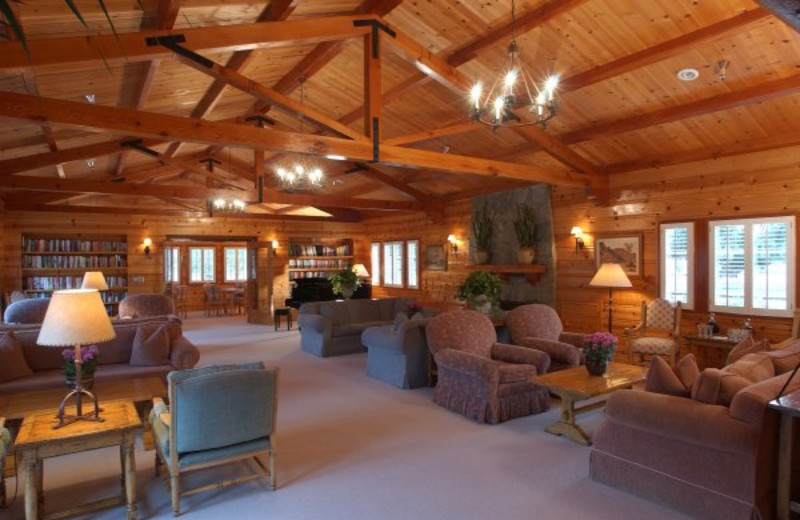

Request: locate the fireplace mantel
(467, 264), (547, 284)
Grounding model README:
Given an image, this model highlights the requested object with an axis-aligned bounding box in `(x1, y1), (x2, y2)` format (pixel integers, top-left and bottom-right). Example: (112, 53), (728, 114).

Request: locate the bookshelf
(288, 239), (353, 281)
(21, 235), (129, 315)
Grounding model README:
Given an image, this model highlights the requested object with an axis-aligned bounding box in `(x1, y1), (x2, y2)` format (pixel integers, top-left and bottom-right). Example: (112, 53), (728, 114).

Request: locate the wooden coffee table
(531, 362), (646, 446)
(15, 400), (142, 520)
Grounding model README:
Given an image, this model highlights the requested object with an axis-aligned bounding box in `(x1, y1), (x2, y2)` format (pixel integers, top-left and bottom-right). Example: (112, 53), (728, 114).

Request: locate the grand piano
(285, 278), (372, 309)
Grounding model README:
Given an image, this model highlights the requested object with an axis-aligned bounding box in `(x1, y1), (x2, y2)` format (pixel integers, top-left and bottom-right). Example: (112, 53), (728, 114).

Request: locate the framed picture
(595, 235), (642, 277)
(425, 244), (447, 271)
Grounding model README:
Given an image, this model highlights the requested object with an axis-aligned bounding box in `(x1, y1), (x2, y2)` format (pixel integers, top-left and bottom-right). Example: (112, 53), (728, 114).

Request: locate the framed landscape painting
(595, 235), (642, 277)
(425, 244), (447, 271)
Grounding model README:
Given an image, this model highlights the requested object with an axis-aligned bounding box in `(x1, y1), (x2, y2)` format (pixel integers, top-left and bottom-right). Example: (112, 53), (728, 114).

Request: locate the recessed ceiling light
(677, 68), (699, 82)
(85, 93), (96, 103)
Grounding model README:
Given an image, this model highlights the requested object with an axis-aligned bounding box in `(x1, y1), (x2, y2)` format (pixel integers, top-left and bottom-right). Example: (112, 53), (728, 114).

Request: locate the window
(189, 247), (216, 282)
(371, 243), (381, 287)
(224, 247), (247, 282)
(660, 223), (694, 309)
(164, 246), (181, 283)
(407, 240), (419, 289)
(710, 216), (795, 317)
(383, 241), (404, 288)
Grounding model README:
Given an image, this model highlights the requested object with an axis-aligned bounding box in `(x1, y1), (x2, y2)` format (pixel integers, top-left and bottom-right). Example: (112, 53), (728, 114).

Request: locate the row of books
(23, 276), (128, 291)
(23, 255), (128, 269)
(288, 272), (335, 280)
(27, 291), (126, 303)
(23, 238), (128, 253)
(288, 259), (351, 269)
(288, 243), (352, 257)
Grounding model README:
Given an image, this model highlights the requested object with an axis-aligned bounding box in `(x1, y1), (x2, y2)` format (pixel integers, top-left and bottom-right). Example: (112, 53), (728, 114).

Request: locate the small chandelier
(210, 198), (246, 213)
(468, 0), (559, 130)
(275, 77), (325, 191)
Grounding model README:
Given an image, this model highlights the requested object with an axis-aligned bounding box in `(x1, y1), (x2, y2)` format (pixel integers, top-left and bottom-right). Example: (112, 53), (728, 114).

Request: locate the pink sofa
(590, 342), (800, 519)
(0, 315), (199, 394)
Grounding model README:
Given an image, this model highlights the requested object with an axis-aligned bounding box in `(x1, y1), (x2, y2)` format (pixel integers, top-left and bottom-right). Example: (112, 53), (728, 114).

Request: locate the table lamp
(353, 264), (370, 279)
(589, 263), (632, 332)
(37, 289), (116, 428)
(81, 271), (108, 290)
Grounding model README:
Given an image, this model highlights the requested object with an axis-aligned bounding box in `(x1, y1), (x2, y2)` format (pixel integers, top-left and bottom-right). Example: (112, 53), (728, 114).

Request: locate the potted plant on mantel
(457, 271), (501, 315)
(329, 267), (363, 299)
(472, 202), (492, 264)
(513, 203), (536, 264)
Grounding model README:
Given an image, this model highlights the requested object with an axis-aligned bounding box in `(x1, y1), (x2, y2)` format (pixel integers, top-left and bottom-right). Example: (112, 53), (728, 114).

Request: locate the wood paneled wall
(0, 211), (365, 312)
(360, 201), (471, 310)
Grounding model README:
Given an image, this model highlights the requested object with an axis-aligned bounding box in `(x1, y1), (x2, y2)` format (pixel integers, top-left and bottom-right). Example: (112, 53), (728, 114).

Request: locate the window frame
(223, 246), (248, 282)
(659, 222), (694, 310)
(709, 215), (795, 318)
(406, 240), (420, 289)
(188, 246), (216, 283)
(164, 246), (181, 283)
(371, 242), (381, 287)
(383, 241), (404, 288)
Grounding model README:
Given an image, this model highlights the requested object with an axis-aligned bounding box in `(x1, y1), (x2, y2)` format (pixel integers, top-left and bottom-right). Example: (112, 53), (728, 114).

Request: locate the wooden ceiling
(0, 0), (798, 221)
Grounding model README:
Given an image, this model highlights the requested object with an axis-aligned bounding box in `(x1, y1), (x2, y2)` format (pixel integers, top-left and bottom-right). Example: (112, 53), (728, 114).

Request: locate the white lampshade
(37, 289), (116, 347)
(353, 263), (370, 278)
(590, 263), (633, 288)
(81, 271), (108, 290)
(570, 226), (583, 238)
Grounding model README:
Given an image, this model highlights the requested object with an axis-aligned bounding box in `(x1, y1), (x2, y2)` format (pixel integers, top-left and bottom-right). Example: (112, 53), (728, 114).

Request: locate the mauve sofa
(590, 341), (800, 519)
(298, 298), (411, 357)
(0, 315), (199, 394)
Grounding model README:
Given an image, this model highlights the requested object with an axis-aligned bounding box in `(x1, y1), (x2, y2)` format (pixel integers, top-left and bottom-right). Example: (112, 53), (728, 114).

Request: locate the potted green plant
(329, 267), (363, 299)
(457, 271), (501, 314)
(472, 201), (492, 264)
(513, 203), (536, 264)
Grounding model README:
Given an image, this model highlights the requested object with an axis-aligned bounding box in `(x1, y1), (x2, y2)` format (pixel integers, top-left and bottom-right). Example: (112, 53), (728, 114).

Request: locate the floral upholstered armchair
(506, 304), (587, 372)
(626, 299), (682, 365)
(425, 310), (551, 424)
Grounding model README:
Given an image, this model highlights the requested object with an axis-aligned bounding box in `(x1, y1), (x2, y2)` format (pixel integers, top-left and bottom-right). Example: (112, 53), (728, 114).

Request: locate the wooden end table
(14, 400), (142, 520)
(768, 389), (800, 520)
(531, 362), (646, 445)
(682, 334), (737, 369)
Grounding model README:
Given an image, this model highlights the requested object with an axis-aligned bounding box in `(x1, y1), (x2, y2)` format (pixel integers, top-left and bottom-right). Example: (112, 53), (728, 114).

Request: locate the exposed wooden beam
(602, 133), (800, 174)
(0, 92), (586, 187)
(339, 73), (428, 125)
(260, 189), (421, 211)
(170, 53), (368, 142)
(113, 0), (183, 176)
(164, 0), (299, 157)
(383, 121), (479, 147)
(0, 16), (376, 71)
(440, 179), (535, 202)
(561, 72), (800, 145)
(0, 138), (168, 176)
(126, 147), (253, 189)
(364, 29), (382, 141)
(356, 163), (429, 201)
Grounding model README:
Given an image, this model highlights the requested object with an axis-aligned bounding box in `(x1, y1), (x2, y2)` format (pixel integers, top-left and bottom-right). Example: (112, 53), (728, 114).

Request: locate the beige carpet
(2, 315), (688, 519)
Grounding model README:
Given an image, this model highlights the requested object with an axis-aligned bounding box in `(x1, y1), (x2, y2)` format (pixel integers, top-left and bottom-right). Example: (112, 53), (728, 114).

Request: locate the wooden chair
(626, 299), (682, 366)
(203, 284), (225, 317)
(149, 363), (278, 515)
(173, 285), (188, 318)
(772, 309), (800, 349)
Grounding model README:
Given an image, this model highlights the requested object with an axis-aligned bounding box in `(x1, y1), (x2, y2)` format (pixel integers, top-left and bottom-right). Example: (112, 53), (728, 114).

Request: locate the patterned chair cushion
(506, 304), (563, 343)
(425, 310), (495, 358)
(645, 299), (677, 331)
(630, 337), (675, 355)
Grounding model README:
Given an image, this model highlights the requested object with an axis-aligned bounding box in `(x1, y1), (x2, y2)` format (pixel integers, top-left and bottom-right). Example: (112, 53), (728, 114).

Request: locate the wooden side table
(768, 390), (800, 520)
(682, 334), (737, 369)
(14, 400), (142, 520)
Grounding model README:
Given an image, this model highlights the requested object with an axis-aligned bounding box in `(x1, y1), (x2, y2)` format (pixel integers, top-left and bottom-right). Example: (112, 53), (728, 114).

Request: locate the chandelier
(210, 198), (246, 213)
(468, 0), (559, 130)
(275, 77), (325, 191)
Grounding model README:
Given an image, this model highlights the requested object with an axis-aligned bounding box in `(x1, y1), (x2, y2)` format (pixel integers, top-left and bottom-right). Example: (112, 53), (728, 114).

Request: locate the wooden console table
(14, 400), (142, 520)
(682, 335), (738, 370)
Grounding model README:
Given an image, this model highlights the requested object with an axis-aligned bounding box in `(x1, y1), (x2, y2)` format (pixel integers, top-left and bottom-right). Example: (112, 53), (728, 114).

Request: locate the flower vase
(585, 358), (607, 376)
(65, 373), (95, 390)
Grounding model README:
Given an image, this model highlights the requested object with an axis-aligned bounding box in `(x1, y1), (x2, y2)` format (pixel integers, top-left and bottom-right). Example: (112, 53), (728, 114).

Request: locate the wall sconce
(570, 226), (585, 253)
(271, 240), (279, 250)
(143, 237), (152, 258)
(447, 234), (458, 253)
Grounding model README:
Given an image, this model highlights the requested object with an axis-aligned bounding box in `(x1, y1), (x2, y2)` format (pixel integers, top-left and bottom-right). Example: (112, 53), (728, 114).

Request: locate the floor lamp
(589, 263), (632, 332)
(37, 289), (116, 428)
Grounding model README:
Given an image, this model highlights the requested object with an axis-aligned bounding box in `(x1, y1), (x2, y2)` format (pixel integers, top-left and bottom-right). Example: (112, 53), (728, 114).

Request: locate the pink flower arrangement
(406, 301), (423, 314)
(583, 331), (618, 362)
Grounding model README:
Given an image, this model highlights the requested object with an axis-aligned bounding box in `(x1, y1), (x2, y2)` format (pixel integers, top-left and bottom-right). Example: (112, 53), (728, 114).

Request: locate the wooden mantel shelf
(467, 264), (547, 284)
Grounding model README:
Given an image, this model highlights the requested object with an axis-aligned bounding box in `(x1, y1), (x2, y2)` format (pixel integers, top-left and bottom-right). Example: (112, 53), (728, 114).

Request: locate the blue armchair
(149, 363), (279, 515)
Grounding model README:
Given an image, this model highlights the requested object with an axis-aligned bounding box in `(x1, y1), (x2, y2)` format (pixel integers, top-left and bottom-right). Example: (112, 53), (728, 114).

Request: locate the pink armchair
(425, 310), (551, 424)
(506, 304), (587, 372)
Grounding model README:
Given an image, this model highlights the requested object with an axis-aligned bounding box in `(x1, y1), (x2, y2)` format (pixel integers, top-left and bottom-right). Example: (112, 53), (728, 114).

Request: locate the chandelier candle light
(469, 0), (559, 130)
(275, 76), (325, 191)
